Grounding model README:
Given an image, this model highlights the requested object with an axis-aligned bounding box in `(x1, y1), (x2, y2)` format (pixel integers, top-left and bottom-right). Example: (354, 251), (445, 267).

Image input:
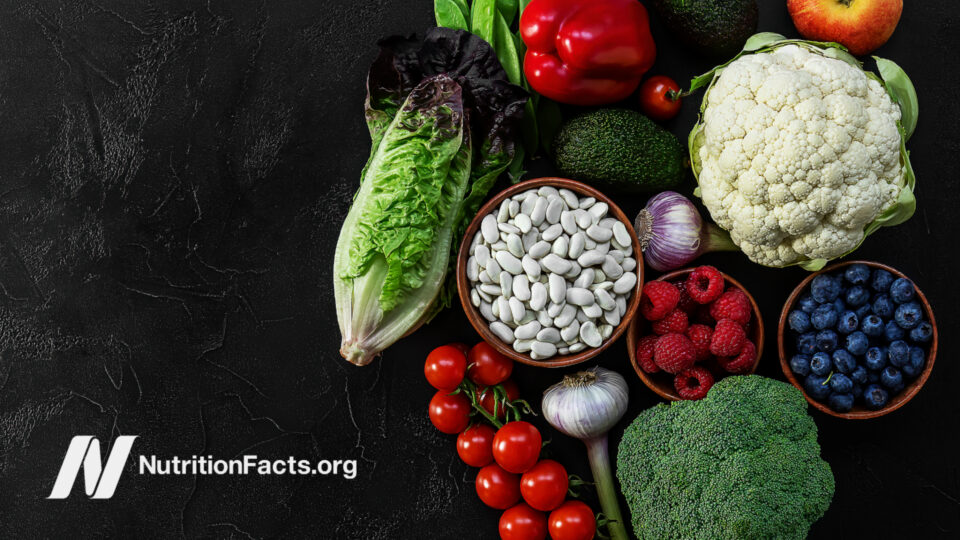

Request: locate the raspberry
(710, 318), (746, 356)
(685, 324), (713, 362)
(673, 366), (715, 400)
(640, 281), (680, 321)
(718, 340), (757, 374)
(652, 309), (689, 335)
(709, 288), (752, 326)
(686, 266), (725, 304)
(653, 333), (696, 374)
(675, 280), (699, 313)
(635, 335), (660, 373)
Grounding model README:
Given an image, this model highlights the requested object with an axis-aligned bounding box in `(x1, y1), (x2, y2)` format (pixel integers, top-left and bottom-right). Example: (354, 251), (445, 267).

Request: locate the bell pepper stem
(584, 436), (629, 540)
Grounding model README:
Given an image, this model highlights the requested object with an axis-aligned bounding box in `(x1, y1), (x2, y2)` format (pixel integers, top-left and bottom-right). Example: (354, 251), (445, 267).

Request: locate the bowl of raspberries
(626, 265), (764, 400)
(779, 261), (938, 419)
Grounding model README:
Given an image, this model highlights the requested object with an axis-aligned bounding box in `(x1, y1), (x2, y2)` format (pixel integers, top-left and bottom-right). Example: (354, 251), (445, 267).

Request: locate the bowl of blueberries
(778, 261), (937, 419)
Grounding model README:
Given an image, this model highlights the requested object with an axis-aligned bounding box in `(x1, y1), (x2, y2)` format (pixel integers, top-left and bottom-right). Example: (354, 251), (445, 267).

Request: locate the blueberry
(832, 349), (857, 373)
(909, 321), (934, 343)
(835, 311), (859, 334)
(867, 370), (881, 384)
(829, 373), (854, 393)
(889, 278), (916, 303)
(845, 286), (870, 307)
(845, 264), (871, 285)
(816, 330), (839, 352)
(871, 269), (894, 292)
(788, 310), (812, 333)
(811, 304), (839, 330)
(855, 303), (872, 320)
(852, 383), (864, 399)
(861, 314), (884, 337)
(881, 366), (903, 389)
(789, 354), (811, 377)
(805, 374), (832, 401)
(797, 294), (818, 314)
(894, 302), (923, 330)
(845, 331), (869, 356)
(811, 275), (841, 303)
(863, 384), (889, 410)
(872, 294), (895, 318)
(797, 332), (817, 355)
(810, 352), (833, 376)
(833, 298), (847, 314)
(884, 320), (905, 342)
(850, 365), (869, 385)
(888, 340), (910, 367)
(828, 392), (855, 413)
(902, 347), (926, 378)
(865, 347), (888, 371)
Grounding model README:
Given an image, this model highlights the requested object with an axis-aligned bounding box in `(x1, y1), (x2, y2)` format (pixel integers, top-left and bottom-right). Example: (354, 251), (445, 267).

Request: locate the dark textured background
(0, 1), (956, 538)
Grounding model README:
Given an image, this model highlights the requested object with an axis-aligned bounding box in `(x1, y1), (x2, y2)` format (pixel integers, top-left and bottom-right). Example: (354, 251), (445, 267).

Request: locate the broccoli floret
(616, 375), (835, 539)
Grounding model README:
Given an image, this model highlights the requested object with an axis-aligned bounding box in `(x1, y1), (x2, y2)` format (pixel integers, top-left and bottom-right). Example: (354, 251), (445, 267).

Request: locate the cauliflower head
(692, 41), (916, 268)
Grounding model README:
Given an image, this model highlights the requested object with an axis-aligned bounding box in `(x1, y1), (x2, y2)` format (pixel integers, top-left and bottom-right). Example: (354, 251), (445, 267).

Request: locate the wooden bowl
(778, 260), (938, 419)
(626, 268), (764, 400)
(456, 177), (644, 368)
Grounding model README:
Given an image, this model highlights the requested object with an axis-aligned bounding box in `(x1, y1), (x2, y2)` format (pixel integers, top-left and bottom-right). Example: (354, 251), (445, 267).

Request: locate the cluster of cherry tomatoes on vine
(425, 342), (597, 540)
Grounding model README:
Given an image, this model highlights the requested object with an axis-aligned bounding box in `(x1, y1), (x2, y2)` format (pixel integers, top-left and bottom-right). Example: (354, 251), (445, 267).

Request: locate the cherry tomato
(424, 344), (467, 391)
(548, 500), (596, 540)
(638, 75), (682, 122)
(499, 503), (547, 540)
(520, 460), (568, 511)
(467, 342), (513, 386)
(476, 463), (521, 509)
(428, 391), (471, 434)
(477, 379), (521, 420)
(457, 424), (496, 467)
(493, 421), (542, 473)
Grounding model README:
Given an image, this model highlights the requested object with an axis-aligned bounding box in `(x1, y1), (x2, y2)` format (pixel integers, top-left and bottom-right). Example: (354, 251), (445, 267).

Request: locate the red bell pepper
(520, 0), (656, 106)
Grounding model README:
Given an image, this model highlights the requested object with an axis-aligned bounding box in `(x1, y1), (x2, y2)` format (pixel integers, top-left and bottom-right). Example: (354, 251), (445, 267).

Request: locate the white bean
(501, 272), (513, 298)
(566, 287), (595, 306)
(529, 241), (551, 259)
(555, 304), (577, 328)
(509, 297), (525, 322)
(580, 321), (602, 347)
(541, 254), (572, 275)
(545, 198), (564, 224)
(530, 197), (548, 225)
(490, 321), (514, 343)
(515, 320), (541, 340)
(513, 275), (531, 301)
(586, 224), (613, 242)
(612, 221), (632, 247)
(542, 224), (563, 242)
(569, 232), (586, 259)
(522, 255), (541, 280)
(548, 273), (566, 304)
(537, 328), (561, 343)
(481, 214), (499, 243)
(613, 272), (637, 294)
(496, 251), (523, 275)
(530, 282), (548, 311)
(531, 341), (557, 358)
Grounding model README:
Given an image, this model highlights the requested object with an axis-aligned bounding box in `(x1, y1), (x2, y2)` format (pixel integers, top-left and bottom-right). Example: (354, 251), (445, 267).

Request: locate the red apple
(787, 0), (903, 56)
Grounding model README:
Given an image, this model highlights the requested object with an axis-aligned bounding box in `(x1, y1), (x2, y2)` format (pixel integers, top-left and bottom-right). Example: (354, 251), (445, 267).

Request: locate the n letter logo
(48, 436), (137, 499)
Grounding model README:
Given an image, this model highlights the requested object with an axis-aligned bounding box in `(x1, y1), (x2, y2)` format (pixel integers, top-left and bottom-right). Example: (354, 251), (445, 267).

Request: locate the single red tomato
(428, 391), (471, 434)
(548, 500), (596, 540)
(499, 503), (547, 540)
(638, 75), (682, 121)
(457, 424), (496, 467)
(493, 421), (542, 474)
(520, 460), (568, 511)
(467, 342), (513, 386)
(477, 379), (520, 420)
(424, 344), (467, 391)
(476, 463), (521, 510)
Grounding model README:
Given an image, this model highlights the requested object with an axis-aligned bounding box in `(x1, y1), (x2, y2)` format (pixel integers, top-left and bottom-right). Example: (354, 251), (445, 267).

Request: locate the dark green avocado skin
(552, 109), (686, 194)
(651, 0), (759, 59)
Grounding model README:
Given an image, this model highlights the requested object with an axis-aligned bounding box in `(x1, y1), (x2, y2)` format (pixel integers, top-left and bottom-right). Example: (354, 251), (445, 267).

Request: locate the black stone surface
(0, 1), (957, 538)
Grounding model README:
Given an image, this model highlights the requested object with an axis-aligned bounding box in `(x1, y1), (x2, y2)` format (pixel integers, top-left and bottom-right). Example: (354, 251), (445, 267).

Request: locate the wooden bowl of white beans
(456, 178), (644, 368)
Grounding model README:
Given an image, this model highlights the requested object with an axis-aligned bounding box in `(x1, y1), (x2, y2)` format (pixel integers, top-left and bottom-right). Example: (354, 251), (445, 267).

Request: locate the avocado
(552, 109), (686, 193)
(651, 0), (759, 59)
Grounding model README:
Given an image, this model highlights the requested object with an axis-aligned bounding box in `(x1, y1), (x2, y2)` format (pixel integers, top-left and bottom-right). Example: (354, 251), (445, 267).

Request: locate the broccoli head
(616, 375), (835, 539)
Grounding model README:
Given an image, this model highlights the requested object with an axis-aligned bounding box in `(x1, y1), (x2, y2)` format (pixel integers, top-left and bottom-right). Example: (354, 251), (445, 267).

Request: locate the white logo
(48, 435), (138, 499)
